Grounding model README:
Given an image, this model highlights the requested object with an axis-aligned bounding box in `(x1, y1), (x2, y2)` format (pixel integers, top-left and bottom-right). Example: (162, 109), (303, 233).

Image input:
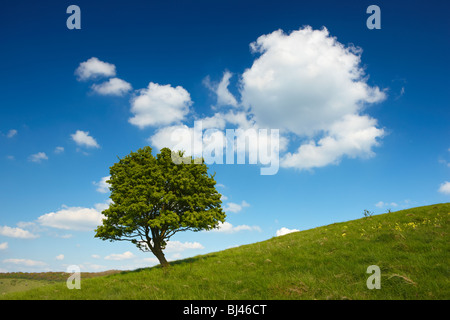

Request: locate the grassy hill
(2, 203), (449, 300)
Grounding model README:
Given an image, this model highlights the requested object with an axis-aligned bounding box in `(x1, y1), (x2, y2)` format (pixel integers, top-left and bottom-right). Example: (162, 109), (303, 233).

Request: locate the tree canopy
(95, 147), (225, 267)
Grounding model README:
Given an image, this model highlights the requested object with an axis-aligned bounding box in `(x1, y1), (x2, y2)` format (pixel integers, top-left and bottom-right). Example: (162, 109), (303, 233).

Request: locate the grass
(0, 279), (55, 296)
(2, 203), (449, 300)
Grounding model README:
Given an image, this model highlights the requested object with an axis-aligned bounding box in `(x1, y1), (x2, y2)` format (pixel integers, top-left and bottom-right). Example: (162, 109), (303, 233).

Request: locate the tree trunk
(153, 247), (170, 268)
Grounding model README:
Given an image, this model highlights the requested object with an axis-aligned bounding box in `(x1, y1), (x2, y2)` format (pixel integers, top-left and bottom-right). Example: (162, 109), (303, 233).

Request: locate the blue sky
(0, 0), (449, 272)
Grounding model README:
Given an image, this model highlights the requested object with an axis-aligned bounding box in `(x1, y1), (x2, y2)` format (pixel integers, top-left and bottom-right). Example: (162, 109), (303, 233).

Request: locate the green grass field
(2, 203), (449, 300)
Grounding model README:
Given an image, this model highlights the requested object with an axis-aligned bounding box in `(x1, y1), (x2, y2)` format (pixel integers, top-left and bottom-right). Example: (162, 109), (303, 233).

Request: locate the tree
(95, 147), (225, 268)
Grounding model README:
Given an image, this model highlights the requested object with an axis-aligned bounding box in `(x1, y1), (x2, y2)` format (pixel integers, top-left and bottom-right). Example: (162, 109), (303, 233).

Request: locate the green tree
(95, 147), (225, 268)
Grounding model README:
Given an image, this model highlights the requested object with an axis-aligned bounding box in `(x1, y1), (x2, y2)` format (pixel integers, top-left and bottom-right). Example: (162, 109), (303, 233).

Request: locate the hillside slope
(3, 203), (449, 300)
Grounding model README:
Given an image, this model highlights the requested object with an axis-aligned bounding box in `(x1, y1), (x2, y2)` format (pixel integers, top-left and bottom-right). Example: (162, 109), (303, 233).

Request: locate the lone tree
(95, 147), (225, 268)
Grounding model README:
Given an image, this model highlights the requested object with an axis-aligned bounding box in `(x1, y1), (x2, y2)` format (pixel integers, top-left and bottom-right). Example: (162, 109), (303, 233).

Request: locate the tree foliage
(95, 147), (225, 267)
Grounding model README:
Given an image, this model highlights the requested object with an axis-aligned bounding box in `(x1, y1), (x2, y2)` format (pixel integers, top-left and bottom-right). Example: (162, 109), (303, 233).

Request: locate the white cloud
(375, 201), (398, 208)
(223, 200), (250, 213)
(211, 221), (261, 234)
(204, 71), (238, 107)
(0, 226), (38, 239)
(105, 251), (135, 261)
(91, 77), (132, 96)
(75, 57), (116, 81)
(56, 254), (64, 260)
(54, 146), (64, 154)
(3, 258), (47, 267)
(281, 114), (384, 170)
(91, 254), (101, 259)
(93, 176), (110, 193)
(57, 234), (73, 239)
(438, 181), (450, 195)
(28, 152), (48, 163)
(165, 241), (204, 253)
(0, 242), (8, 250)
(240, 26), (385, 170)
(71, 130), (100, 148)
(37, 204), (106, 231)
(129, 82), (192, 128)
(6, 129), (17, 138)
(276, 227), (299, 237)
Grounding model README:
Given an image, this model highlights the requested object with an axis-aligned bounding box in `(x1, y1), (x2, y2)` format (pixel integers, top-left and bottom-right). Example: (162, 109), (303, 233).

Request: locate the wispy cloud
(223, 201), (250, 213)
(54, 146), (64, 154)
(211, 222), (261, 234)
(3, 258), (47, 267)
(28, 152), (48, 163)
(105, 251), (135, 261)
(0, 226), (39, 239)
(203, 71), (238, 107)
(6, 129), (17, 138)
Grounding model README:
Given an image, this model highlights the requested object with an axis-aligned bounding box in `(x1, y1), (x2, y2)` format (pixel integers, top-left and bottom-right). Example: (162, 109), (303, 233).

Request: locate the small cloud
(54, 146), (64, 154)
(211, 222), (261, 234)
(276, 227), (299, 237)
(56, 254), (64, 261)
(223, 201), (250, 213)
(375, 201), (384, 208)
(165, 241), (204, 253)
(0, 242), (8, 250)
(91, 78), (132, 96)
(91, 254), (101, 259)
(75, 57), (116, 81)
(105, 251), (135, 261)
(6, 155), (14, 160)
(28, 152), (48, 163)
(438, 181), (450, 195)
(71, 130), (100, 148)
(6, 129), (17, 138)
